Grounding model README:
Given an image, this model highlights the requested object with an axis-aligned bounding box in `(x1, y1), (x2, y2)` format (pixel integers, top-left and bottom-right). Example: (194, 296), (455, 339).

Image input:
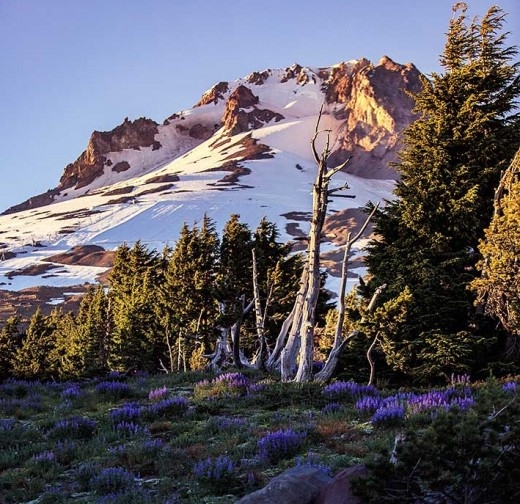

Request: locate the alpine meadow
(0, 3), (519, 503)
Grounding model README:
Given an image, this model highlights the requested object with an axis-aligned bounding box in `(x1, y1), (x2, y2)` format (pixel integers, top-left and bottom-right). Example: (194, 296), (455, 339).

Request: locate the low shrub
(257, 428), (306, 462)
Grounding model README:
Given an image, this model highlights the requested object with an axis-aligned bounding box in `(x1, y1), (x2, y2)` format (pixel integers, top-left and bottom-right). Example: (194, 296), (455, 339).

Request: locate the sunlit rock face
(3, 56), (421, 215)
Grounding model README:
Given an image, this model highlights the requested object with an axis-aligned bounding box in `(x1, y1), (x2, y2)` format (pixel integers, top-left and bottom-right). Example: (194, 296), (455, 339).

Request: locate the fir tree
(108, 241), (164, 372)
(157, 215), (220, 369)
(12, 307), (59, 379)
(472, 149), (520, 359)
(0, 316), (22, 378)
(364, 5), (520, 381)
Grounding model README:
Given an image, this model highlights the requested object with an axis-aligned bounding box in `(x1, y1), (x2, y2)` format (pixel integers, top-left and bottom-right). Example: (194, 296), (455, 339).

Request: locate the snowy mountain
(0, 56), (421, 308)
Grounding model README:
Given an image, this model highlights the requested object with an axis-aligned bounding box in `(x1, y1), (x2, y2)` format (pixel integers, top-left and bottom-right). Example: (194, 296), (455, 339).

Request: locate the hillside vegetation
(0, 4), (519, 502)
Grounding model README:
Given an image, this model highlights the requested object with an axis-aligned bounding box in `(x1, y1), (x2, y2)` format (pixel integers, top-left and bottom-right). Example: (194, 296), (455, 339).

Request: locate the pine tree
(0, 316), (22, 378)
(108, 241), (164, 372)
(215, 214), (254, 366)
(12, 308), (59, 379)
(471, 149), (520, 358)
(157, 215), (220, 370)
(364, 5), (520, 381)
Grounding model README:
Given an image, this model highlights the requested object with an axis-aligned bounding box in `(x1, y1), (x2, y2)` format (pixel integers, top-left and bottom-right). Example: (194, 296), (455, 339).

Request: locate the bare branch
(351, 202), (380, 244)
(325, 155), (353, 180)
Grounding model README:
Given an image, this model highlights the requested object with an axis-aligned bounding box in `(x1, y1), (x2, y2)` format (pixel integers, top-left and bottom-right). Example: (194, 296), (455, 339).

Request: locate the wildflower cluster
(322, 381), (378, 401)
(193, 455), (236, 491)
(257, 428), (306, 462)
(0, 418), (15, 431)
(95, 381), (132, 398)
(109, 402), (142, 424)
(31, 450), (57, 464)
(90, 466), (137, 496)
(148, 386), (168, 401)
(48, 415), (97, 440)
(503, 380), (517, 393)
(321, 402), (342, 415)
(194, 372), (265, 400)
(145, 396), (189, 418)
(355, 386), (475, 425)
(0, 395), (43, 415)
(61, 384), (82, 400)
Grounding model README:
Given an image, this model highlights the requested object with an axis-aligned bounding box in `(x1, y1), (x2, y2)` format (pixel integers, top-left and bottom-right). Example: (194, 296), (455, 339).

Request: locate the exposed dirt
(43, 245), (115, 268)
(0, 245), (115, 325)
(0, 285), (86, 325)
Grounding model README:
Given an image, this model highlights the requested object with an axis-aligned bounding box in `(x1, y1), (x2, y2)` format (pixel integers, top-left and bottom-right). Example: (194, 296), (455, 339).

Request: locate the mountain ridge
(0, 55), (421, 302)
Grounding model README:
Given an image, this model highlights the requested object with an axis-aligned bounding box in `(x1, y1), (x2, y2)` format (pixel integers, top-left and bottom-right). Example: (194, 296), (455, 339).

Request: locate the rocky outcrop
(236, 467), (332, 504)
(194, 81), (230, 106)
(236, 465), (367, 504)
(58, 117), (161, 191)
(324, 56), (422, 178)
(222, 85), (284, 135)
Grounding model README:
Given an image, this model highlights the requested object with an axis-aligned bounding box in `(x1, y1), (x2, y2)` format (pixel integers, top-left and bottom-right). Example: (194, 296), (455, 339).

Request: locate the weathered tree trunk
(266, 305), (295, 372)
(280, 268), (308, 381)
(251, 249), (268, 370)
(314, 204), (380, 383)
(367, 333), (380, 387)
(232, 295), (246, 368)
(281, 105), (354, 382)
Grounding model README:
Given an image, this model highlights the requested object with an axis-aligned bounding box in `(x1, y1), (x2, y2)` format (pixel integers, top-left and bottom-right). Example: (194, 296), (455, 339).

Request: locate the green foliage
(0, 316), (22, 378)
(364, 5), (520, 382)
(12, 308), (59, 380)
(108, 241), (165, 372)
(356, 379), (520, 503)
(472, 152), (520, 357)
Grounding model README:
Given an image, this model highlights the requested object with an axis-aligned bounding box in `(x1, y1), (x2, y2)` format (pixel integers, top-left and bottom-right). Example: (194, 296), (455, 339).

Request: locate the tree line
(0, 3), (519, 385)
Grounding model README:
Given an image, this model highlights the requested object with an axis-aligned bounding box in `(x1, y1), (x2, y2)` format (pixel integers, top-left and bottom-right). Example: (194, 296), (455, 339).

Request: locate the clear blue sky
(1, 0), (518, 213)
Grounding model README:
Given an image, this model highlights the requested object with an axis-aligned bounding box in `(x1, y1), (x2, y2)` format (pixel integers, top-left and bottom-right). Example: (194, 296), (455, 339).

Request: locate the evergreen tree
(108, 241), (164, 372)
(0, 316), (22, 378)
(252, 217), (302, 345)
(364, 5), (520, 381)
(47, 311), (84, 379)
(157, 215), (220, 369)
(12, 307), (59, 379)
(76, 284), (112, 376)
(215, 214), (254, 365)
(471, 149), (520, 358)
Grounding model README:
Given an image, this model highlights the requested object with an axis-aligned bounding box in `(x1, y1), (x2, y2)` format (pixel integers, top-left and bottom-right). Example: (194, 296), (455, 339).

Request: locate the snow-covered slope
(0, 56), (421, 296)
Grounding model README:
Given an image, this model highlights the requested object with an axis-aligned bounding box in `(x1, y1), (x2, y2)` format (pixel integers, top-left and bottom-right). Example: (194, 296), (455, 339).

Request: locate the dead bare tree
(313, 204), (381, 382)
(278, 105), (358, 382)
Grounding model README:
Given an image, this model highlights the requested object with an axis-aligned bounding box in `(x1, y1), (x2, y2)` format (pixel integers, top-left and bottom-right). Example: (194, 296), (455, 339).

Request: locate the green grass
(0, 372), (517, 503)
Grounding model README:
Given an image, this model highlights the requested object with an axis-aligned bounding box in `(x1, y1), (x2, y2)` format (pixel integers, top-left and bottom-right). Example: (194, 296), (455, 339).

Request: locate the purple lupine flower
(49, 416), (97, 439)
(0, 418), (15, 431)
(32, 450), (56, 464)
(95, 381), (132, 398)
(214, 372), (251, 393)
(109, 402), (142, 424)
(90, 466), (137, 495)
(322, 402), (342, 415)
(193, 455), (235, 481)
(148, 386), (168, 401)
(322, 381), (378, 401)
(355, 395), (383, 413)
(145, 396), (189, 418)
(372, 404), (405, 425)
(61, 384), (82, 400)
(114, 421), (148, 436)
(503, 381), (517, 393)
(257, 428), (306, 462)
